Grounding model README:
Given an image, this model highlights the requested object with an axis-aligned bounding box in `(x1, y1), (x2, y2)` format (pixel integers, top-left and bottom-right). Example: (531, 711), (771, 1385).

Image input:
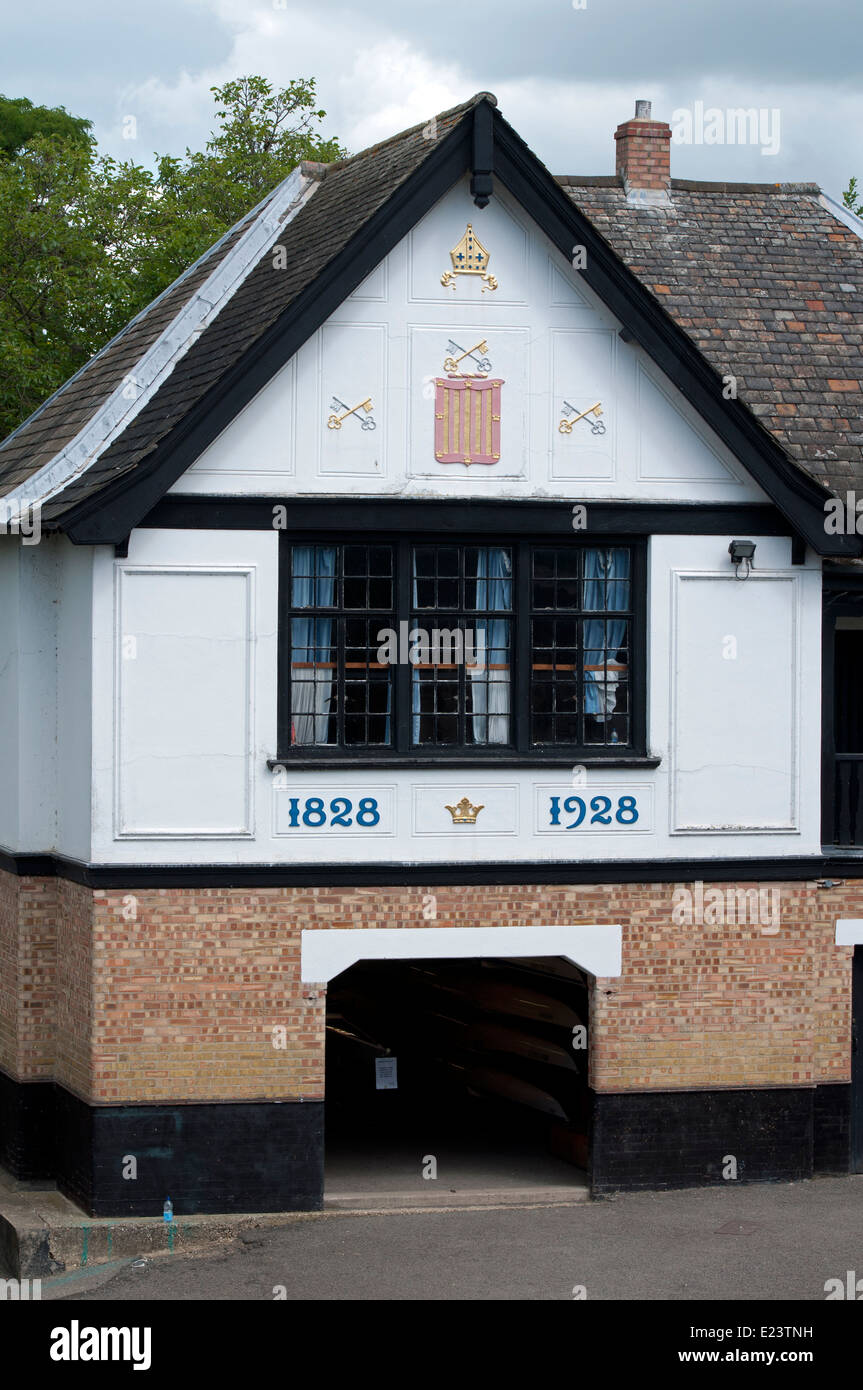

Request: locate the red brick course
(615, 118), (672, 192)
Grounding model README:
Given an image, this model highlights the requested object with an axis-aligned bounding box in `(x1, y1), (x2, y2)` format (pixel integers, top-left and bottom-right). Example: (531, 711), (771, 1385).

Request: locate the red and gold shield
(434, 375), (503, 465)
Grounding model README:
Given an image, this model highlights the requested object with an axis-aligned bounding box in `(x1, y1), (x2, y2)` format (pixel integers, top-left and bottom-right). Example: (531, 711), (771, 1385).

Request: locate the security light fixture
(728, 539), (756, 580)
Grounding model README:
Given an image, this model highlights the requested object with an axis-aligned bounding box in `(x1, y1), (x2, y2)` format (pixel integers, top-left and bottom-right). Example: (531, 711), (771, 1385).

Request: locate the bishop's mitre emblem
(440, 223), (498, 293)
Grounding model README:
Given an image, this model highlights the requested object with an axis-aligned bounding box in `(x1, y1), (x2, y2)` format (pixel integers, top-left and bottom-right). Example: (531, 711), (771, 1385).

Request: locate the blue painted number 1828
(285, 796), (380, 828)
(549, 795), (638, 828)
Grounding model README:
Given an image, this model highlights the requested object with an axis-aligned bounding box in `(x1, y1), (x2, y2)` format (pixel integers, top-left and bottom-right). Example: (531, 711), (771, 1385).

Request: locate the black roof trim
(141, 496), (793, 538)
(824, 565), (863, 592)
(0, 845), (856, 888)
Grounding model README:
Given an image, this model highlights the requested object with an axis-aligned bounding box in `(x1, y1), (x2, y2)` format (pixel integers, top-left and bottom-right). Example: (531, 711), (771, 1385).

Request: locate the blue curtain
(291, 545), (336, 744)
(582, 548), (629, 726)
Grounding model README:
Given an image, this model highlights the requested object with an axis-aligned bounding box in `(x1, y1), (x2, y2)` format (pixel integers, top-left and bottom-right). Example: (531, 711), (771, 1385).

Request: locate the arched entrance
(303, 925), (621, 1208)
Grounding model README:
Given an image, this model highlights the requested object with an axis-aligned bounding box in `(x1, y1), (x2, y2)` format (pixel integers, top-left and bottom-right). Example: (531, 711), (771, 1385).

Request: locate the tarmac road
(42, 1174), (863, 1302)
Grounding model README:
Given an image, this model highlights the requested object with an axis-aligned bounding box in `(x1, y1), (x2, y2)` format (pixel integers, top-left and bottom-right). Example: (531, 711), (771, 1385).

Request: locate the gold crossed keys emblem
(327, 396), (376, 430)
(558, 400), (606, 435)
(443, 339), (492, 375)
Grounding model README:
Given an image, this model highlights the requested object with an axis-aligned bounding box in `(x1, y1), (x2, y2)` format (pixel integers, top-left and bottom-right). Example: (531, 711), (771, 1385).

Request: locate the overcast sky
(4, 0), (862, 198)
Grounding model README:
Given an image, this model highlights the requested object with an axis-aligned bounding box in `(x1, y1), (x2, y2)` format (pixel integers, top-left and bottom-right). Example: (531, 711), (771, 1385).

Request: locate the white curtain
(290, 545), (336, 745)
(582, 548), (629, 723)
(469, 547), (511, 745)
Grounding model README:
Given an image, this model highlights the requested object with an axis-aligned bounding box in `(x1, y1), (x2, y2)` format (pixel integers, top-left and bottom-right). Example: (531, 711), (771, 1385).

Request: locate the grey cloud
(2, 0), (231, 131)
(1, 0), (860, 198)
(314, 0), (862, 87)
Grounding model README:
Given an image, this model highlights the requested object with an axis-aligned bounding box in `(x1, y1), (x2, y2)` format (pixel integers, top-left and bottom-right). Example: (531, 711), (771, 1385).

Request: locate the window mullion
(335, 613), (343, 749)
(633, 540), (647, 755)
(459, 546), (466, 748)
(577, 546), (584, 749)
(396, 538), (411, 752)
(516, 540), (531, 753)
(277, 536), (291, 755)
(461, 605), (469, 749)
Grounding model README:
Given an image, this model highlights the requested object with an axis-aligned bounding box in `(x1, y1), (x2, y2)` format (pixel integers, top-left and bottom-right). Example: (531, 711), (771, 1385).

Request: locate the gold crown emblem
(441, 224), (498, 293)
(445, 796), (485, 825)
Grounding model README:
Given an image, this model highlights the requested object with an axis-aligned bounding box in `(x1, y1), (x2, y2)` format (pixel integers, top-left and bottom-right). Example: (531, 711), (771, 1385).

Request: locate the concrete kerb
(0, 1179), (319, 1279)
(1, 1186), (591, 1278)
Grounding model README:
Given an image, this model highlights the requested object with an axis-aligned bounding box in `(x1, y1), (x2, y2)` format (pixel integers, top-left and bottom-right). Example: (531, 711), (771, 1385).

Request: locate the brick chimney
(614, 99), (672, 206)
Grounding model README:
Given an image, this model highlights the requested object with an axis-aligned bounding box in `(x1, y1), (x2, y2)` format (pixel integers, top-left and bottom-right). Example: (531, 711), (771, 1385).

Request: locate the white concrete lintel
(836, 919), (863, 946)
(301, 924), (622, 984)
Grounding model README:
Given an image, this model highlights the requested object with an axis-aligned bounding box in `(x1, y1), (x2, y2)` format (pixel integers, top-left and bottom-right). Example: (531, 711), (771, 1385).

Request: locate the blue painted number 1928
(549, 795), (638, 828)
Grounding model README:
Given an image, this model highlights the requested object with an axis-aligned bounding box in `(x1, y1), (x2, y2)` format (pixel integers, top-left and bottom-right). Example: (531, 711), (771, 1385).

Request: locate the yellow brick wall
(0, 872), (857, 1104)
(589, 880), (853, 1090)
(0, 868), (20, 1074)
(54, 878), (96, 1097)
(0, 869), (58, 1080)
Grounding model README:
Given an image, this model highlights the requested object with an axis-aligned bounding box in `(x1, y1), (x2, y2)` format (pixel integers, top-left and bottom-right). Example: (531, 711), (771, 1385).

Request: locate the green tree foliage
(843, 177), (863, 216)
(141, 76), (345, 297)
(0, 77), (344, 439)
(0, 93), (92, 158)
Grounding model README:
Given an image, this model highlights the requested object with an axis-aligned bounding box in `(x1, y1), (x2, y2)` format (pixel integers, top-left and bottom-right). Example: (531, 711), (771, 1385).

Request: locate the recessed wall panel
(116, 567), (253, 837)
(671, 573), (798, 832)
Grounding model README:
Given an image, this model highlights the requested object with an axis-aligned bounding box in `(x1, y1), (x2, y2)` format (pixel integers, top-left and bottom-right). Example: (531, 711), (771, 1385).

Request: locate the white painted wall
(81, 527), (822, 866)
(0, 537), (94, 858)
(0, 174), (826, 867)
(0, 540), (21, 850)
(13, 541), (57, 853)
(56, 540), (93, 861)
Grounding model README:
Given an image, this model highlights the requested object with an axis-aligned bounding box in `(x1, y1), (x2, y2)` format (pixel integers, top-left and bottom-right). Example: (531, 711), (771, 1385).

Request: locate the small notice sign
(375, 1057), (398, 1090)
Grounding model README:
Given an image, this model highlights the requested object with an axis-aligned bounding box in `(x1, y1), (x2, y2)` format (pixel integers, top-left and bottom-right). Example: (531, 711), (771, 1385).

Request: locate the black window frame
(282, 541), (396, 752)
(276, 531), (648, 765)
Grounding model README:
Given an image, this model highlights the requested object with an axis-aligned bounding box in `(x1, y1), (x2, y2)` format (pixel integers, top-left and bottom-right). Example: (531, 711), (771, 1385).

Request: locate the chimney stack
(614, 100), (672, 205)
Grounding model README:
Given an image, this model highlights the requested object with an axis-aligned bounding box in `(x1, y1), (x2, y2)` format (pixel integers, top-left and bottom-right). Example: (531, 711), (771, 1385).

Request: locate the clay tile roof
(557, 176), (863, 495)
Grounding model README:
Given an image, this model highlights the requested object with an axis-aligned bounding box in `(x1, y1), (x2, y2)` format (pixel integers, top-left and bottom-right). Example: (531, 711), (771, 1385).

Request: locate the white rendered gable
(174, 177), (769, 506)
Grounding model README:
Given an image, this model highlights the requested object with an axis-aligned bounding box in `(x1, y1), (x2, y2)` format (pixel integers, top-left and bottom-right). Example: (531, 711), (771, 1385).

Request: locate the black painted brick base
(1, 1071), (324, 1216)
(591, 1087), (820, 1194)
(813, 1084), (852, 1175)
(0, 1070), (56, 1181)
(1, 1069), (855, 1212)
(74, 1098), (325, 1217)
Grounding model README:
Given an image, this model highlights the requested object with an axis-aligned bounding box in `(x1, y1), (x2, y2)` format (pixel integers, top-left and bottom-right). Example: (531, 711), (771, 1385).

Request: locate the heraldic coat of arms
(434, 336), (504, 467)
